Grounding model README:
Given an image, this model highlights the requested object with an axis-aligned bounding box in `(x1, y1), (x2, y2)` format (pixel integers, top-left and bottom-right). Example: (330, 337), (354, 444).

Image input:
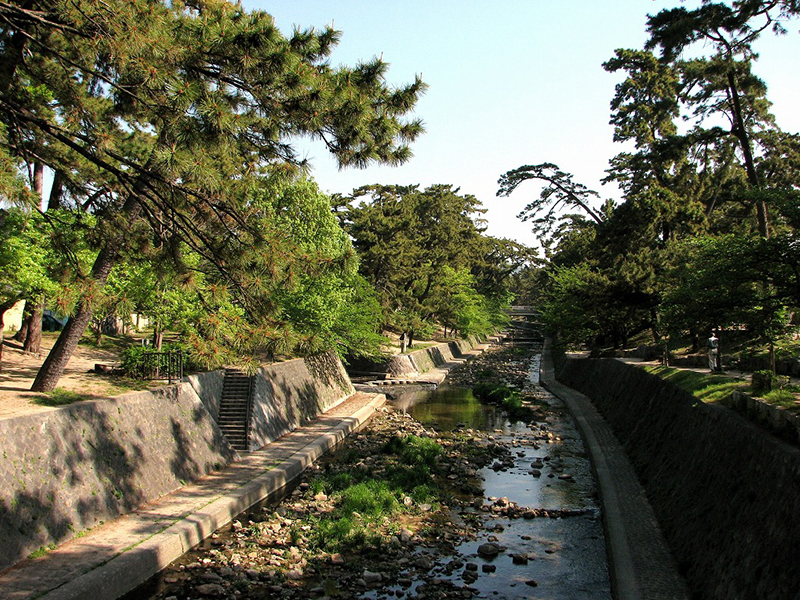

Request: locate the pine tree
(0, 0), (426, 391)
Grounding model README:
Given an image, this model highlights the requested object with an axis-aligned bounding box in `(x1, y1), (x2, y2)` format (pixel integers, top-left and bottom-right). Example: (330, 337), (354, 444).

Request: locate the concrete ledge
(387, 338), (487, 379)
(541, 340), (689, 600)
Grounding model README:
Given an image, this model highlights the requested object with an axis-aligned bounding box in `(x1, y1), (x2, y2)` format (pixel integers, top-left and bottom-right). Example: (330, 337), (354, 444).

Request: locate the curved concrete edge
(540, 340), (689, 600)
(39, 394), (387, 600)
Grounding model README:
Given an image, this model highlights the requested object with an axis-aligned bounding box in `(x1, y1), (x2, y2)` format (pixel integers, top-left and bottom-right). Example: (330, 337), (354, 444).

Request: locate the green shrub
(752, 370), (778, 394)
(119, 343), (195, 378)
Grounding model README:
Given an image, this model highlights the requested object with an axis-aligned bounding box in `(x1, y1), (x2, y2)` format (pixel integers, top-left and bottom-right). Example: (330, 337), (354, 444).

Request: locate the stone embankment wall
(0, 384), (235, 573)
(387, 337), (481, 378)
(0, 352), (354, 573)
(248, 352), (354, 450)
(557, 358), (800, 600)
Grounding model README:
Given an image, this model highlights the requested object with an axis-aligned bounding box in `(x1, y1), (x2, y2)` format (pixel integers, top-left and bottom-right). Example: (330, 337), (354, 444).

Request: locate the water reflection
(393, 385), (509, 431)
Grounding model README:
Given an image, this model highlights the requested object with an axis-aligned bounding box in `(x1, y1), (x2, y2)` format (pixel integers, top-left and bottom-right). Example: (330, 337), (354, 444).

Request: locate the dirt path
(0, 334), (150, 420)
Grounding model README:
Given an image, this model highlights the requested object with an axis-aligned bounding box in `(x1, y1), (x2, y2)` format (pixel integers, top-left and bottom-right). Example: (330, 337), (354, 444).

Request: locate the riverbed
(125, 345), (611, 600)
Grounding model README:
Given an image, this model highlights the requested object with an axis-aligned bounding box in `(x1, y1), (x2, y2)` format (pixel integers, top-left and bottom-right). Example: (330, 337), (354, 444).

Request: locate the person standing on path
(707, 330), (719, 372)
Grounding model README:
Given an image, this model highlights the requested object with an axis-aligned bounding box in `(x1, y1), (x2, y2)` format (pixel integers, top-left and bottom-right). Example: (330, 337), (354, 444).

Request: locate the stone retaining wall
(386, 337), (482, 378)
(0, 352), (355, 573)
(0, 384), (235, 573)
(729, 390), (800, 444)
(557, 358), (800, 600)
(248, 352), (354, 450)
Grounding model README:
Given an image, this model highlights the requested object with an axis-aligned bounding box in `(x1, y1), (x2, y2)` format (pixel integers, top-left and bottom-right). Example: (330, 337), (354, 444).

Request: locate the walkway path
(542, 341), (690, 600)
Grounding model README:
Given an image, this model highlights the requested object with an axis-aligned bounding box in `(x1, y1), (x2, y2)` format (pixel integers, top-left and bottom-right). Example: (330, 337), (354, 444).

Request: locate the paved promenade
(541, 340), (690, 600)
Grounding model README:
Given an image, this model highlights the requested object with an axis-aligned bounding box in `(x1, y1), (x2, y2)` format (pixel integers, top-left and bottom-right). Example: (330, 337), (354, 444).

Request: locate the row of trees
(502, 0), (800, 366)
(1, 0), (525, 391)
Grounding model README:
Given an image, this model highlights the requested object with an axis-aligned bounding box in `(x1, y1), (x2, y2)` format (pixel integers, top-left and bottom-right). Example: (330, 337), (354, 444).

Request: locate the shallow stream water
(126, 352), (611, 600)
(386, 357), (612, 599)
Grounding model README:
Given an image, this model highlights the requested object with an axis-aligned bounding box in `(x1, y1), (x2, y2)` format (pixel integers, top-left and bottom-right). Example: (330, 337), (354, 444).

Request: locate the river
(389, 354), (611, 600)
(125, 347), (611, 600)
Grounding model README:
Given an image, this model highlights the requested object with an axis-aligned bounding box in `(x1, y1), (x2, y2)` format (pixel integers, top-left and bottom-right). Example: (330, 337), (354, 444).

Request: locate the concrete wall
(248, 352), (354, 450)
(187, 370), (225, 421)
(0, 352), (357, 572)
(387, 339), (479, 378)
(0, 384), (236, 572)
(557, 358), (800, 600)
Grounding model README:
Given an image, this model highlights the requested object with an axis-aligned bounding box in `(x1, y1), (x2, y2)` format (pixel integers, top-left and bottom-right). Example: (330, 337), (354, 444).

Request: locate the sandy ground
(0, 334), (150, 421)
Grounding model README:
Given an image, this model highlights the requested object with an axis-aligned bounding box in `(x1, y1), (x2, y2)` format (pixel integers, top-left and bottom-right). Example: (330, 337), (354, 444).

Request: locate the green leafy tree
(0, 208), (60, 364)
(344, 184), (496, 345)
(645, 1), (799, 237)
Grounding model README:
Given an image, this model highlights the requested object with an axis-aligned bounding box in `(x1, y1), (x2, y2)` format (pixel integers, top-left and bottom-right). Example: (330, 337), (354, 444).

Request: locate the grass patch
(28, 543), (56, 559)
(340, 480), (400, 517)
(643, 365), (750, 403)
(33, 388), (87, 407)
(303, 435), (446, 553)
(763, 389), (800, 409)
(383, 434), (442, 467)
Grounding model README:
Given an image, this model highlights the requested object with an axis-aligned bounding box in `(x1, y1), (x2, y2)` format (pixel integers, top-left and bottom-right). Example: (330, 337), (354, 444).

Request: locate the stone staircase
(218, 369), (253, 452)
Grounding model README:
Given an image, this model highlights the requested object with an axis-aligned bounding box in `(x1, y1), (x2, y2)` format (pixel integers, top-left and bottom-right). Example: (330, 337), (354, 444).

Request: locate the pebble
(195, 583), (225, 597)
(285, 568), (304, 580)
(364, 569), (383, 583)
(477, 542), (502, 558)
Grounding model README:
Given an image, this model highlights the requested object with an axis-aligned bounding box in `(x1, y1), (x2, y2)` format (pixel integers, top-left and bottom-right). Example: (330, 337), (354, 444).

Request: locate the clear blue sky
(248, 1), (800, 248)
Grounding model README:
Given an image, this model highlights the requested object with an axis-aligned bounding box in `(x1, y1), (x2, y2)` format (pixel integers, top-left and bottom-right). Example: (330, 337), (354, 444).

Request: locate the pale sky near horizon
(250, 1), (800, 250)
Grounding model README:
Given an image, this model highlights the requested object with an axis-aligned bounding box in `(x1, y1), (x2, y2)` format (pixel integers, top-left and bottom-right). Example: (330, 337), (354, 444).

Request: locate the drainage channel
(124, 347), (610, 600)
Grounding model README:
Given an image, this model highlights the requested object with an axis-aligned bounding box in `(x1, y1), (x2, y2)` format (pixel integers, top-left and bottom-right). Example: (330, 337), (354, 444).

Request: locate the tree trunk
(33, 162), (44, 210)
(769, 340), (776, 373)
(30, 246), (118, 392)
(22, 299), (43, 353)
(13, 301), (30, 343)
(153, 328), (163, 351)
(727, 71), (768, 238)
(48, 170), (65, 210)
(30, 189), (143, 391)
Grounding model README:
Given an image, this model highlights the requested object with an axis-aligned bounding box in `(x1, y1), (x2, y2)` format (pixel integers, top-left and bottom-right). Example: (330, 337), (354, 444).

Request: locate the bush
(750, 370), (792, 394)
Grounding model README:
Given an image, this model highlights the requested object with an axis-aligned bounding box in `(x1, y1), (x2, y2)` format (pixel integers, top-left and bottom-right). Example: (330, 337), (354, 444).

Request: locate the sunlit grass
(763, 388), (800, 410)
(643, 365), (750, 403)
(303, 434), (445, 553)
(33, 388), (87, 407)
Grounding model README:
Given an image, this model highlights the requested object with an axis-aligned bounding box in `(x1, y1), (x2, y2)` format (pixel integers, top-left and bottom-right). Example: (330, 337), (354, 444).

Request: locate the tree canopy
(504, 0), (800, 359)
(0, 0), (427, 389)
